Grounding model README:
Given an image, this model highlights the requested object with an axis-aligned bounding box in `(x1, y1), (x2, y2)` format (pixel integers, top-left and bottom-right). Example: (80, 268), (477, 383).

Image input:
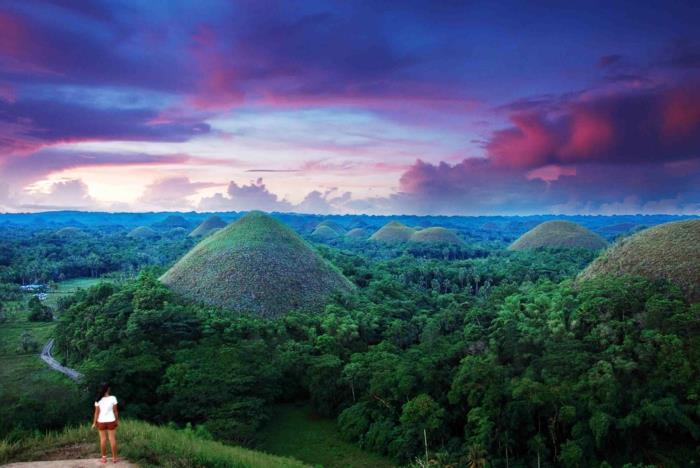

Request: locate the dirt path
(40, 339), (83, 382)
(2, 459), (137, 467)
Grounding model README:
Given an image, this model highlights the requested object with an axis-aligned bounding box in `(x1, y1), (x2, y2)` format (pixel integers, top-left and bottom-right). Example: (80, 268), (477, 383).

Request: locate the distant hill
(153, 215), (190, 229)
(509, 221), (607, 250)
(311, 225), (341, 240)
(160, 211), (354, 318)
(167, 227), (188, 237)
(127, 226), (158, 239)
(369, 221), (416, 243)
(345, 227), (368, 238)
(189, 215), (227, 237)
(578, 219), (700, 302)
(315, 220), (346, 234)
(410, 227), (463, 245)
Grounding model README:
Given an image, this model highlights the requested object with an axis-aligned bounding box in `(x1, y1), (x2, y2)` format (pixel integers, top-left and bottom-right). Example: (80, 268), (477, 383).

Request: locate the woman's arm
(92, 406), (99, 428)
(113, 404), (119, 422)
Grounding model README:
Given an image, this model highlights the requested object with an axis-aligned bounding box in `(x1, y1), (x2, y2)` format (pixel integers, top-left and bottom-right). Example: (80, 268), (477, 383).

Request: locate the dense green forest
(1, 212), (698, 467)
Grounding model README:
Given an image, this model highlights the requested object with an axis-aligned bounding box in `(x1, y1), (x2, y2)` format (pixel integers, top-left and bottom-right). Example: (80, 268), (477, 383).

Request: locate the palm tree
(467, 444), (487, 468)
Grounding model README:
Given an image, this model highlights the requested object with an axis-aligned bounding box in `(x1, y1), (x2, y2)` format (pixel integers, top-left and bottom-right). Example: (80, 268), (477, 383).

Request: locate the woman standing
(92, 383), (119, 464)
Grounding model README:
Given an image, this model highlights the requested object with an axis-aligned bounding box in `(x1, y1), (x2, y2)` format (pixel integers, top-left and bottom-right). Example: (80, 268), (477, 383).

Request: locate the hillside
(369, 221), (415, 243)
(315, 220), (346, 235)
(153, 215), (190, 229)
(345, 227), (367, 238)
(0, 420), (308, 468)
(127, 226), (158, 239)
(410, 227), (463, 245)
(509, 221), (607, 250)
(189, 215), (227, 238)
(311, 225), (340, 240)
(578, 219), (700, 302)
(160, 211), (354, 318)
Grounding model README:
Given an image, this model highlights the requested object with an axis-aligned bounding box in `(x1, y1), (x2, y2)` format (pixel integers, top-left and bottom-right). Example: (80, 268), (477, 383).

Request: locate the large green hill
(189, 215), (227, 237)
(578, 219), (700, 302)
(311, 225), (341, 240)
(160, 211), (354, 318)
(508, 220), (607, 250)
(369, 221), (415, 243)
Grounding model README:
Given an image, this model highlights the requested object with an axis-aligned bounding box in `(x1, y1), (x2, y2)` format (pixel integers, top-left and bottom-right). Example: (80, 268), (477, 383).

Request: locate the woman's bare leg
(107, 429), (118, 461)
(98, 430), (107, 458)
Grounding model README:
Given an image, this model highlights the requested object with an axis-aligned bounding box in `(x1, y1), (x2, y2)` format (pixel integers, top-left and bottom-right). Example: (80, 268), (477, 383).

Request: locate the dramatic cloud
(138, 176), (218, 210)
(487, 81), (700, 169)
(199, 178), (293, 212)
(20, 178), (95, 210)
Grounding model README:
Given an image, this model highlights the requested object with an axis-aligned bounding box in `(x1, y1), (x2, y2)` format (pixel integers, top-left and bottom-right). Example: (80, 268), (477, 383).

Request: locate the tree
(27, 296), (52, 322)
(19, 330), (39, 353)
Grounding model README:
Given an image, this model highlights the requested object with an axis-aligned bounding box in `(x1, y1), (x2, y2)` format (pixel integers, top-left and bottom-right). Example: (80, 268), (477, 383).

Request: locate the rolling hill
(345, 227), (368, 239)
(369, 221), (416, 243)
(315, 220), (346, 235)
(508, 221), (607, 250)
(160, 211), (354, 318)
(410, 227), (463, 245)
(578, 219), (700, 302)
(127, 226), (158, 239)
(311, 225), (341, 240)
(189, 215), (227, 237)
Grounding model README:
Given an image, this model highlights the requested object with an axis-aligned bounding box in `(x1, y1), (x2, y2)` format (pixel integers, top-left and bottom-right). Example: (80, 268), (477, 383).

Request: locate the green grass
(1, 419), (309, 468)
(161, 211), (354, 318)
(345, 228), (367, 238)
(316, 220), (346, 235)
(127, 226), (158, 239)
(259, 404), (395, 468)
(410, 227), (463, 245)
(508, 220), (607, 251)
(369, 221), (415, 243)
(44, 277), (103, 308)
(579, 218), (700, 302)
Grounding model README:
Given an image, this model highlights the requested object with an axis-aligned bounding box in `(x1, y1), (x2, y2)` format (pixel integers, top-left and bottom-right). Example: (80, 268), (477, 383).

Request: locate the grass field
(44, 277), (103, 308)
(259, 404), (395, 468)
(1, 419), (309, 468)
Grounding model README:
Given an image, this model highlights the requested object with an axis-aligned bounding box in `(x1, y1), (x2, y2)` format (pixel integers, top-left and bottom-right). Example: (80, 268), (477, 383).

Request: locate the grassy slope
(316, 220), (346, 234)
(579, 219), (700, 302)
(345, 228), (367, 238)
(410, 227), (463, 245)
(161, 211), (354, 318)
(369, 221), (415, 243)
(1, 420), (308, 468)
(312, 225), (341, 240)
(189, 215), (227, 237)
(509, 220), (607, 250)
(259, 404), (394, 468)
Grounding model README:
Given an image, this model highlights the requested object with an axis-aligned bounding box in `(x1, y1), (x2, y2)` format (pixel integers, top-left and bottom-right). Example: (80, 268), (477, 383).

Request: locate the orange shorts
(97, 421), (118, 431)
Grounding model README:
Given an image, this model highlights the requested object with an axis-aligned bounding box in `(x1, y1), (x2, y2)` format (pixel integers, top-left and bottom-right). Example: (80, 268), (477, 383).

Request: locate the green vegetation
(3, 212), (699, 466)
(259, 404), (394, 468)
(161, 211), (354, 317)
(579, 218), (700, 301)
(509, 220), (607, 250)
(410, 227), (463, 245)
(54, 227), (86, 238)
(43, 277), (104, 308)
(127, 226), (158, 239)
(1, 420), (308, 467)
(369, 221), (416, 243)
(311, 224), (341, 240)
(189, 215), (227, 237)
(0, 289), (85, 438)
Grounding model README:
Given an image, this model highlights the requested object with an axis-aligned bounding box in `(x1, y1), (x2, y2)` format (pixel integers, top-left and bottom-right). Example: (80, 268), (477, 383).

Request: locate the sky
(0, 0), (699, 215)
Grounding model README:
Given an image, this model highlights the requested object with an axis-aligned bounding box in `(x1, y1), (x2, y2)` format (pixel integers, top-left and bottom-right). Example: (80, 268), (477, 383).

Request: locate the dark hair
(95, 382), (110, 402)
